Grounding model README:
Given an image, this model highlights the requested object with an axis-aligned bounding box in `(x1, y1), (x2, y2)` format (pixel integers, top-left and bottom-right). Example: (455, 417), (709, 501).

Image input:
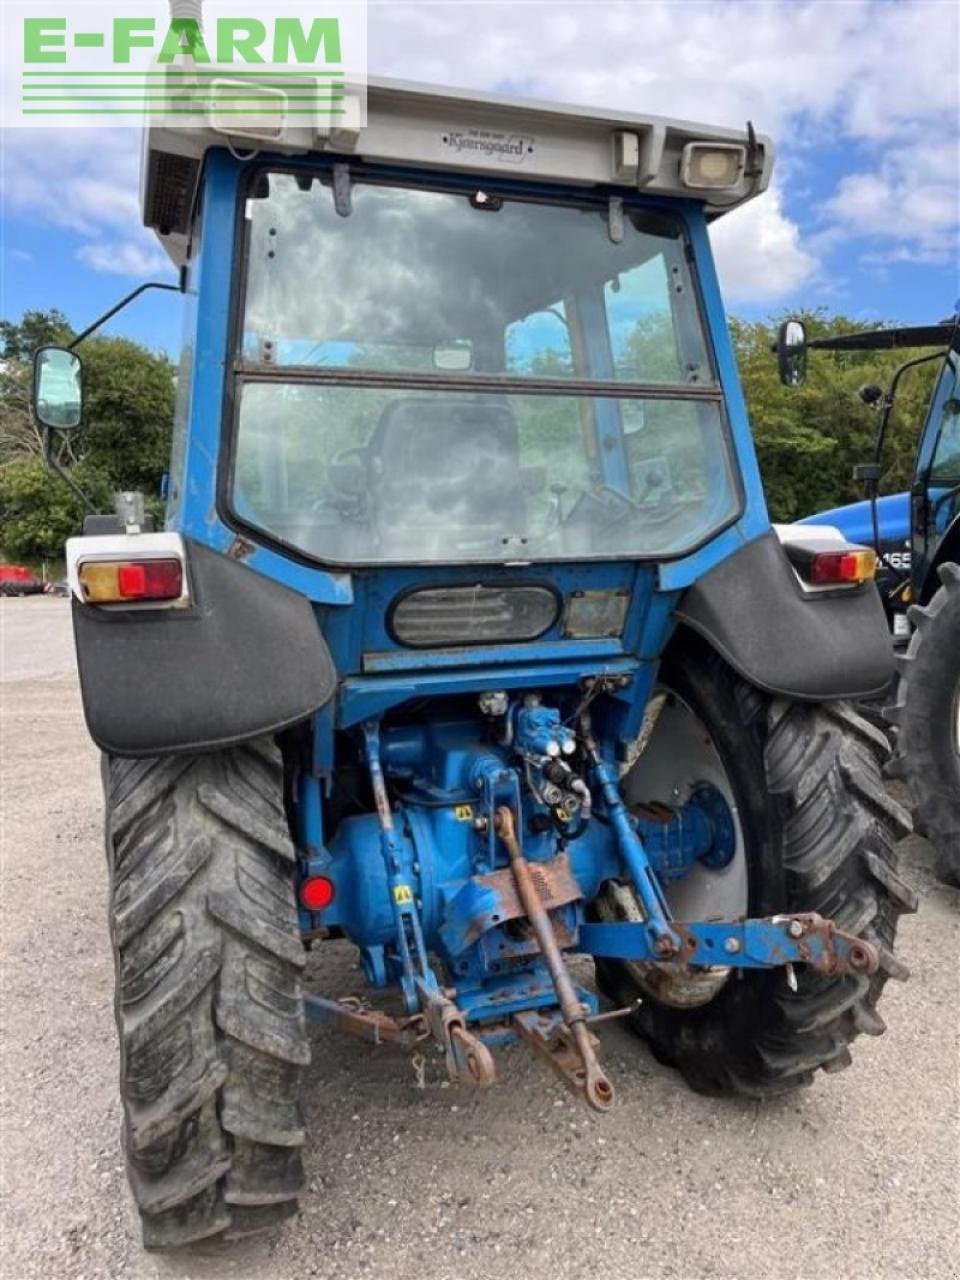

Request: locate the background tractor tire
(886, 563), (960, 886)
(596, 633), (916, 1097)
(104, 739), (309, 1249)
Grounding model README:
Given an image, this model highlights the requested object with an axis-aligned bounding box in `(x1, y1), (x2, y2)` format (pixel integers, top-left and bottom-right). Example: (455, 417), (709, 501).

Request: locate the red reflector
(117, 559), (183, 601)
(300, 876), (335, 911)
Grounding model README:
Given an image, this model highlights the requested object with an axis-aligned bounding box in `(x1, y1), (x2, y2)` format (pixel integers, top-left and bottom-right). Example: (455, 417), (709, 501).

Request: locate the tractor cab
(33, 78), (918, 1248)
(143, 80), (777, 606)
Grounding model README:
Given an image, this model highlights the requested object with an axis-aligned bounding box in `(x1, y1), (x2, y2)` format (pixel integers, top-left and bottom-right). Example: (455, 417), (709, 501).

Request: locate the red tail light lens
(300, 876), (335, 911)
(117, 560), (183, 600)
(810, 550), (877, 585)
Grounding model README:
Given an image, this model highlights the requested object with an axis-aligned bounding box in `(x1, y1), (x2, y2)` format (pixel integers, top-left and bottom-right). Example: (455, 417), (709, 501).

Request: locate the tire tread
(105, 740), (308, 1249)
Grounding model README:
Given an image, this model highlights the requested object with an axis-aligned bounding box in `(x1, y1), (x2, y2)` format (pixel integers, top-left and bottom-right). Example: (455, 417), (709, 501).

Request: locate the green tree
(732, 311), (939, 521)
(0, 458), (113, 561)
(0, 310), (175, 561)
(0, 309), (72, 361)
(0, 310), (75, 464)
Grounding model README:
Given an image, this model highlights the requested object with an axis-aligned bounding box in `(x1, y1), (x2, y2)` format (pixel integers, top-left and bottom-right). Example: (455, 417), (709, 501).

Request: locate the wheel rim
(599, 685), (749, 1008)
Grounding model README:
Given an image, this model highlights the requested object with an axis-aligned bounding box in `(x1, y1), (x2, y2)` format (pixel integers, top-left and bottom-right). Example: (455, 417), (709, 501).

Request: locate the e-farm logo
(1, 1), (367, 127)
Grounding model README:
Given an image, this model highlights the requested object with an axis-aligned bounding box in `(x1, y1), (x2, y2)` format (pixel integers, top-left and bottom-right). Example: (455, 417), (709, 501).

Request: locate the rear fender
(68, 536), (336, 756)
(673, 531), (894, 700)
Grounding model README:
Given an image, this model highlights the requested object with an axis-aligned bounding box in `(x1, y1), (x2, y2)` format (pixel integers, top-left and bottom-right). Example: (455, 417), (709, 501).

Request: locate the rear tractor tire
(595, 634), (916, 1097)
(104, 739), (309, 1249)
(886, 563), (960, 886)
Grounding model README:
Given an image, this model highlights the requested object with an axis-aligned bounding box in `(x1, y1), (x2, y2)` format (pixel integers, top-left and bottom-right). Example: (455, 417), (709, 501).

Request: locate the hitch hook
(420, 987), (497, 1088)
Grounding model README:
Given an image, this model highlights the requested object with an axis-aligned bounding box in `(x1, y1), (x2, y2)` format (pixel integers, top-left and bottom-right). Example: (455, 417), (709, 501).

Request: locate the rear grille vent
(144, 152), (200, 236)
(390, 584), (559, 648)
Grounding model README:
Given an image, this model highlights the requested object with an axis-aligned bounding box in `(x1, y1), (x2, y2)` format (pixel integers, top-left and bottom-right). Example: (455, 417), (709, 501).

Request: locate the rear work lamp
(78, 558), (183, 604)
(681, 142), (746, 190)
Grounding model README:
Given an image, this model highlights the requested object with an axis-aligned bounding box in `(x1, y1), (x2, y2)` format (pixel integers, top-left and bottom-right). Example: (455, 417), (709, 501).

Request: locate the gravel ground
(1, 595), (958, 1280)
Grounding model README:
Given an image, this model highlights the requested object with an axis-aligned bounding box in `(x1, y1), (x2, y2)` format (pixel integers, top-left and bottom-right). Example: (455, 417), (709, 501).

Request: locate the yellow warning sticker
(393, 884), (414, 905)
(454, 804), (474, 821)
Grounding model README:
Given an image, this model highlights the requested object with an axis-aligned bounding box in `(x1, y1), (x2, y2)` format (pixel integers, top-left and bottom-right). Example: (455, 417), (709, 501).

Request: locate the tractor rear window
(231, 169), (739, 565)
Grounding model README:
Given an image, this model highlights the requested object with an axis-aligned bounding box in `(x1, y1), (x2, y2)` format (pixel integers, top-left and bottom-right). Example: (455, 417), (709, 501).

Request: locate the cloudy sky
(2, 0), (958, 353)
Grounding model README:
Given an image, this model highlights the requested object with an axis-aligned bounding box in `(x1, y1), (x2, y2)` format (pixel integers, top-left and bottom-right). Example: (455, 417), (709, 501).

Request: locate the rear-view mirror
(776, 319), (807, 388)
(33, 346), (83, 430)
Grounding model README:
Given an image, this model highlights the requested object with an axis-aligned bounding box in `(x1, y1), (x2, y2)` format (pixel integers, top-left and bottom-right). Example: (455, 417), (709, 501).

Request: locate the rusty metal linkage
(584, 999), (643, 1026)
(514, 1008), (610, 1106)
(304, 994), (428, 1048)
(580, 911), (887, 980)
(305, 991), (496, 1087)
(421, 989), (498, 1088)
(495, 805), (614, 1112)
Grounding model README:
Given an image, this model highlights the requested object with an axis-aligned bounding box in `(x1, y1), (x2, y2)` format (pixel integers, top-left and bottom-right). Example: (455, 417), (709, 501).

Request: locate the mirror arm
(43, 428), (98, 514)
(871, 349), (947, 470)
(68, 280), (181, 350)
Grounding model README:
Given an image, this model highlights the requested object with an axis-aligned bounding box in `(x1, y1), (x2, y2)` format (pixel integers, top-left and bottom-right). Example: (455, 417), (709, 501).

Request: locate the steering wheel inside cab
(325, 446), (370, 515)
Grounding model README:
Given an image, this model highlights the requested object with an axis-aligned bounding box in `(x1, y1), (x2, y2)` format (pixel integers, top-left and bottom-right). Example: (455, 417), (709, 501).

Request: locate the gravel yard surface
(1, 596), (957, 1280)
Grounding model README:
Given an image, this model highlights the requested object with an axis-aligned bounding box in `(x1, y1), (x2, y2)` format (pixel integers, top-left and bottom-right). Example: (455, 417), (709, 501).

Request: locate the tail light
(809, 549), (877, 586)
(300, 876), (335, 911)
(78, 558), (183, 604)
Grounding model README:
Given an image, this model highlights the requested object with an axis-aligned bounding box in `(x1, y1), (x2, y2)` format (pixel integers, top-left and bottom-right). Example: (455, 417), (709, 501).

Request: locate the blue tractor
(777, 317), (960, 884)
(32, 79), (915, 1250)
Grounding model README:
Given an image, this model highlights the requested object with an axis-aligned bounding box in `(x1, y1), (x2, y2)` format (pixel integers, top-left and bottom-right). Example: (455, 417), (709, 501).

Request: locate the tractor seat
(367, 397), (528, 552)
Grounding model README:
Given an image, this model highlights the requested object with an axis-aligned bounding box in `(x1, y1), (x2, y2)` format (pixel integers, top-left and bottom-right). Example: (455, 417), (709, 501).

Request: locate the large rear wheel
(595, 634), (916, 1096)
(104, 739), (309, 1249)
(886, 563), (960, 886)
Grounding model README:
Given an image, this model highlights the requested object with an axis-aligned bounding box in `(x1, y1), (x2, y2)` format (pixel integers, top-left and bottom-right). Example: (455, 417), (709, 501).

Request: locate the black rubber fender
(674, 531), (895, 701)
(72, 539), (336, 756)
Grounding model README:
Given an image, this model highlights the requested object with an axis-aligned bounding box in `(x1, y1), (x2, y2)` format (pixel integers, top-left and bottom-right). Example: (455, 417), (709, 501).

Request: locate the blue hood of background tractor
(798, 493), (910, 546)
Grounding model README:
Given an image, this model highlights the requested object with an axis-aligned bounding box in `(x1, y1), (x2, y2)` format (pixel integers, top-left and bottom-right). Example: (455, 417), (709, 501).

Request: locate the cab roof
(142, 75), (774, 265)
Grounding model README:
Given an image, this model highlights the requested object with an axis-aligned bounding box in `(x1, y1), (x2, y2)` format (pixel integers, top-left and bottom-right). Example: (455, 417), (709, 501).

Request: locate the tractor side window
(921, 355), (960, 548)
(606, 254), (695, 383)
(930, 367), (960, 485)
(504, 303), (574, 377)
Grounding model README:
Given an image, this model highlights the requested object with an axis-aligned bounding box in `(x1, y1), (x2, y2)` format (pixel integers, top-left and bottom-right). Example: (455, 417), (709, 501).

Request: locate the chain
(411, 1052), (427, 1090)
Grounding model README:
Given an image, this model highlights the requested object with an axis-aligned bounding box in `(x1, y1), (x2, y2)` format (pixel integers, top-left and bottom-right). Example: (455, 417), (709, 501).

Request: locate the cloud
(821, 141), (959, 261)
(1, 126), (176, 278)
(710, 186), (817, 304)
(76, 239), (172, 276)
(1, 128), (141, 236)
(368, 0), (957, 141)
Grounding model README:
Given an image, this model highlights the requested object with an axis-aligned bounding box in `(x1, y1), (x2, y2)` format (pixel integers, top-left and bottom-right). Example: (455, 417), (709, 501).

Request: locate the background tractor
(32, 78), (915, 1250)
(778, 317), (960, 884)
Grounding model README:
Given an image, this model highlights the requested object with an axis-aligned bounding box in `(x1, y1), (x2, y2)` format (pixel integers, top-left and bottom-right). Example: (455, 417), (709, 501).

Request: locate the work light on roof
(681, 142), (746, 190)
